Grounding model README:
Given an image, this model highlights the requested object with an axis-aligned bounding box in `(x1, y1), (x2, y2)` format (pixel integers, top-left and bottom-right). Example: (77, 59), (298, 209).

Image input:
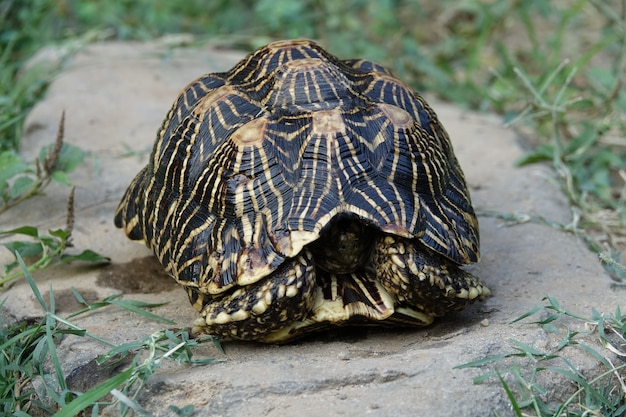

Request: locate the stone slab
(1, 40), (622, 417)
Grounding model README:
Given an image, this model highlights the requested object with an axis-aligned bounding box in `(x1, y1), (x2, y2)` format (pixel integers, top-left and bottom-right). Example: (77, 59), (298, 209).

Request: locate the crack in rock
(267, 369), (415, 395)
(145, 368), (416, 416)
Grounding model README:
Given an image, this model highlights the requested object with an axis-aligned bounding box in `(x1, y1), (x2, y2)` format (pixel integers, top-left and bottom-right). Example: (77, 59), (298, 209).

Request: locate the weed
(0, 253), (216, 416)
(457, 297), (626, 416)
(1, 113), (83, 214)
(0, 112), (109, 286)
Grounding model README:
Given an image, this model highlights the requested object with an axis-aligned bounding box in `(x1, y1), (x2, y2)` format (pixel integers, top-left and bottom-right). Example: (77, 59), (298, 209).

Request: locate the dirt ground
(1, 41), (623, 416)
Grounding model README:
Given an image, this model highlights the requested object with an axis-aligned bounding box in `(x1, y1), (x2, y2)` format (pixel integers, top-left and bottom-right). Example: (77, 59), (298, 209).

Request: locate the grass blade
(497, 372), (523, 417)
(109, 299), (175, 325)
(52, 367), (133, 417)
(18, 252), (48, 311)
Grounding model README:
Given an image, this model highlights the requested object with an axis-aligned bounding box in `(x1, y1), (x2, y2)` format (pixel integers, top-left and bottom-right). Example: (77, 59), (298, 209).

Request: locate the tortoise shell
(115, 39), (488, 342)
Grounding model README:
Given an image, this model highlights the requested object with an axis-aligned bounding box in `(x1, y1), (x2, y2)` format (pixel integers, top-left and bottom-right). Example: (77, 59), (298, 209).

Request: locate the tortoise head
(308, 214), (375, 274)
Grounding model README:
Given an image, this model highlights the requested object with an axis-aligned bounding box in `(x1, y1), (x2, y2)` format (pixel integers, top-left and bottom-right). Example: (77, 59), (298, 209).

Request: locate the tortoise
(114, 39), (489, 343)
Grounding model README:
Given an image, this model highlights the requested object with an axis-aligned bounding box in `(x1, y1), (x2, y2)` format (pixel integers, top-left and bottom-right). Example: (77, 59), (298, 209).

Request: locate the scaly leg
(190, 251), (317, 341)
(374, 235), (490, 321)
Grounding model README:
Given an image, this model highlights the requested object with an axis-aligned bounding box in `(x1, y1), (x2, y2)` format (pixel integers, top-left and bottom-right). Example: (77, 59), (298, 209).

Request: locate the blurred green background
(2, 1), (624, 127)
(1, 0), (625, 266)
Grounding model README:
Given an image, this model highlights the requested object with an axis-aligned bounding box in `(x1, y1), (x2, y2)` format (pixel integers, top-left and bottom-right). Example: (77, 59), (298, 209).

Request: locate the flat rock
(1, 41), (622, 417)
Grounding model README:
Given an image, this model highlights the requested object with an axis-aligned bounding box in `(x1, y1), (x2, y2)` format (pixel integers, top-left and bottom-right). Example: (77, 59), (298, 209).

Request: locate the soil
(97, 256), (176, 293)
(0, 40), (623, 417)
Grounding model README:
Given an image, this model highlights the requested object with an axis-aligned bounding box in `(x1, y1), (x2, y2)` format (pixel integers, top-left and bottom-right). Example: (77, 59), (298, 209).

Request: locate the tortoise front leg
(374, 235), (490, 320)
(190, 251), (317, 341)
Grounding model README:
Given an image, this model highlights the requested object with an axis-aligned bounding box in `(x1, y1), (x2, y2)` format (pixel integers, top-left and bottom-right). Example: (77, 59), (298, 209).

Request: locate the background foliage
(2, 0), (624, 268)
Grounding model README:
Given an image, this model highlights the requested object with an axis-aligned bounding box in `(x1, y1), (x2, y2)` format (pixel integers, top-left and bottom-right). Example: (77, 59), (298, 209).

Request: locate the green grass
(0, 0), (625, 415)
(0, 254), (216, 416)
(1, 113), (110, 287)
(457, 296), (626, 416)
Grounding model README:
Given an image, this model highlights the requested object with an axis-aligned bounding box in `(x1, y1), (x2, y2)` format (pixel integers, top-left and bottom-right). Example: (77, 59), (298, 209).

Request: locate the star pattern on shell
(115, 39), (489, 342)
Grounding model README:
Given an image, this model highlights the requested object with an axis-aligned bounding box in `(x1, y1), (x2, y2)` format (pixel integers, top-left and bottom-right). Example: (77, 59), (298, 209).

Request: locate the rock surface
(1, 41), (622, 416)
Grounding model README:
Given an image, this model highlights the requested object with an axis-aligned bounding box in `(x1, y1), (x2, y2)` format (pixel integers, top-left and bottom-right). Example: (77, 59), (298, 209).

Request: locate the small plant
(480, 0), (626, 280)
(503, 56), (625, 259)
(457, 296), (626, 416)
(0, 112), (83, 214)
(0, 253), (217, 416)
(0, 112), (109, 287)
(0, 186), (110, 287)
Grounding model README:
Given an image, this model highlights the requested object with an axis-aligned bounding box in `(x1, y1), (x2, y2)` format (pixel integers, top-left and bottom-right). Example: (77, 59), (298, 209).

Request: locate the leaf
(49, 228), (70, 240)
(3, 240), (43, 259)
(64, 293), (124, 319)
(508, 338), (550, 357)
(18, 252), (48, 311)
(546, 367), (613, 407)
(0, 151), (31, 184)
(587, 66), (618, 93)
(10, 175), (37, 199)
(497, 372), (523, 417)
(0, 225), (39, 238)
(510, 305), (544, 323)
(52, 367), (133, 417)
(169, 404), (195, 416)
(38, 235), (60, 249)
(109, 299), (175, 325)
(454, 353), (510, 369)
(39, 143), (85, 174)
(515, 143), (554, 166)
(3, 260), (18, 274)
(543, 295), (562, 311)
(50, 170), (72, 186)
(564, 122), (597, 160)
(59, 250), (111, 264)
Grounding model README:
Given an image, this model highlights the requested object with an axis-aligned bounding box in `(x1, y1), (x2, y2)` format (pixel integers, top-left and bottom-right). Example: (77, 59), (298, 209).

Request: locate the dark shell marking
(115, 39), (489, 342)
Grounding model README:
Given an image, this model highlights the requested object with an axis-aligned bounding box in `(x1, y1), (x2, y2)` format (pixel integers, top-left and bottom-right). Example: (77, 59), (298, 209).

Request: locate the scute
(114, 39), (486, 342)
